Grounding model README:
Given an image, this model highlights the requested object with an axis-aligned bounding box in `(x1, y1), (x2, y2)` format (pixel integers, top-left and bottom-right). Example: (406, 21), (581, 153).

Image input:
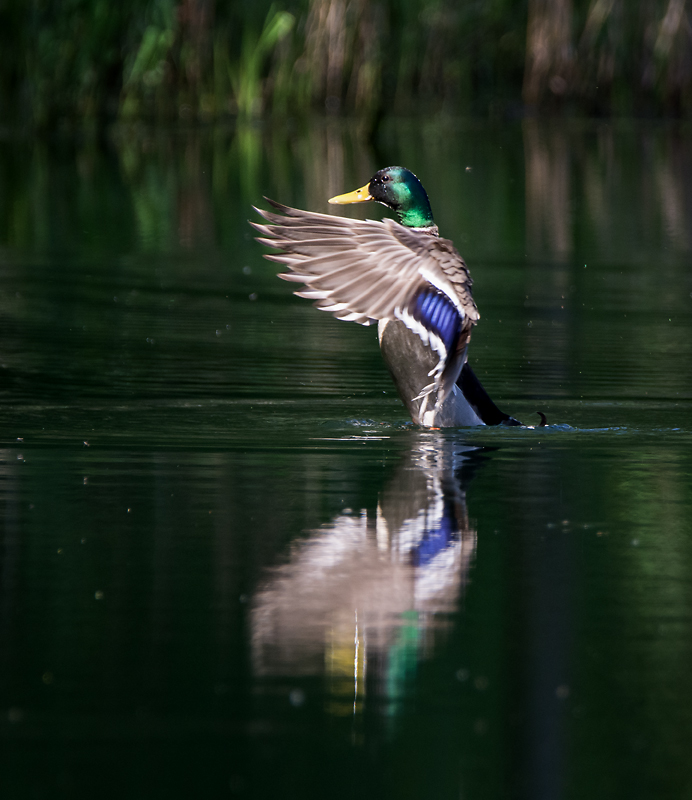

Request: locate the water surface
(0, 118), (691, 799)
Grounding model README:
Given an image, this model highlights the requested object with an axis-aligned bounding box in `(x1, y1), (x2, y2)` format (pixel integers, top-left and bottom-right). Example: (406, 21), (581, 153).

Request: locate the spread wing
(251, 200), (479, 328)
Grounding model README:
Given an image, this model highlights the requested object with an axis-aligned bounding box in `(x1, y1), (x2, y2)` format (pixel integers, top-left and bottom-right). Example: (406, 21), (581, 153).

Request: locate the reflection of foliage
(117, 132), (178, 251)
(2, 1), (692, 124)
(1, 116), (691, 267)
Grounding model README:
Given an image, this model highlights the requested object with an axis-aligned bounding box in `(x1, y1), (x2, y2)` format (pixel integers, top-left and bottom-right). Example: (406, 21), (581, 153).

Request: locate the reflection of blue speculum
(411, 502), (459, 567)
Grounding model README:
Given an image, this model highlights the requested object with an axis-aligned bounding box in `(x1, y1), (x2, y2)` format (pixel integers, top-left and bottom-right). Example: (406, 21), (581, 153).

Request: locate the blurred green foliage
(0, 0), (691, 124)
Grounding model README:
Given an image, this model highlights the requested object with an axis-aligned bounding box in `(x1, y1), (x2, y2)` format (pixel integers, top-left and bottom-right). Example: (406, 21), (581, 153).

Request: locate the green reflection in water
(0, 118), (691, 799)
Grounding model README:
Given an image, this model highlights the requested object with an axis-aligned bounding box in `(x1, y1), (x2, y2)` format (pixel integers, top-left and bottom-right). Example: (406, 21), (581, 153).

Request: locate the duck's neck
(398, 207), (435, 229)
(396, 191), (435, 229)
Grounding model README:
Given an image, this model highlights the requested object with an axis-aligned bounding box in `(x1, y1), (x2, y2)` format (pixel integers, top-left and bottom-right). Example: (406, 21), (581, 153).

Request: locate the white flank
(394, 305), (450, 400)
(395, 306), (436, 349)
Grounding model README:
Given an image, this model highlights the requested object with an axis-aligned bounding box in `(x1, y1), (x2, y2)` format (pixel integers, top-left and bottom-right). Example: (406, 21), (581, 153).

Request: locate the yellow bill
(328, 182), (372, 204)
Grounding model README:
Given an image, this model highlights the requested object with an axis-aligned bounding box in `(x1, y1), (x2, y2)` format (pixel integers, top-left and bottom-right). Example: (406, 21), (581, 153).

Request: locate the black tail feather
(457, 363), (522, 426)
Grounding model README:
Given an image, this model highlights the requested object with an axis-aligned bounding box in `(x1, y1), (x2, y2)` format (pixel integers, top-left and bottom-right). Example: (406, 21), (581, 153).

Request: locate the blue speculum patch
(410, 287), (461, 355)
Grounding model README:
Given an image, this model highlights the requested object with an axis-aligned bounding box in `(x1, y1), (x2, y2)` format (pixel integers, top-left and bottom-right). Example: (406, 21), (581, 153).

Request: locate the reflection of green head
(328, 166), (435, 229)
(368, 167), (435, 229)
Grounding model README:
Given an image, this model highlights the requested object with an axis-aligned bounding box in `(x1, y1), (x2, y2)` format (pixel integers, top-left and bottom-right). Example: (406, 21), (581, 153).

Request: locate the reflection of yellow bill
(325, 621), (366, 717)
(328, 182), (372, 204)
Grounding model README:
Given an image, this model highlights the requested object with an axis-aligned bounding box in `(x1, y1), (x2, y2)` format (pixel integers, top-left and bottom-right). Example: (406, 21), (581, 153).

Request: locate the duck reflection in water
(251, 434), (482, 714)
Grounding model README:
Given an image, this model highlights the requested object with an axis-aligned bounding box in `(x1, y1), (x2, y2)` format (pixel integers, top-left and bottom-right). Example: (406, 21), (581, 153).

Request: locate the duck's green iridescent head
(329, 166), (435, 229)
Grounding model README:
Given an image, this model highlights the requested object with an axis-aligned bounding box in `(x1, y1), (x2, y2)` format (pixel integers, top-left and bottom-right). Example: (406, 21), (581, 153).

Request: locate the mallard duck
(252, 166), (520, 428)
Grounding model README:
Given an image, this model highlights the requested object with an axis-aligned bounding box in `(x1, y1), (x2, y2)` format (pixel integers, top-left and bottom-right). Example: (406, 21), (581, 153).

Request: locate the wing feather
(251, 202), (479, 328)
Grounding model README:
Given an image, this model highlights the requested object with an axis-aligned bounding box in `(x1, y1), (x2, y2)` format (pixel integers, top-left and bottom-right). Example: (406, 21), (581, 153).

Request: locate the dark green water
(1, 118), (692, 799)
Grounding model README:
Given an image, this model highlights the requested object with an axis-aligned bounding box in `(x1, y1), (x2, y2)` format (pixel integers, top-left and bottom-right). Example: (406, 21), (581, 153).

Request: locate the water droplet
(289, 689), (305, 707)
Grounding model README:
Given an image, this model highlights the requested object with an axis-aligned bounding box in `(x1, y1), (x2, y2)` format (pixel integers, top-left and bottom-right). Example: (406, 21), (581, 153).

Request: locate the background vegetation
(1, 0), (692, 126)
